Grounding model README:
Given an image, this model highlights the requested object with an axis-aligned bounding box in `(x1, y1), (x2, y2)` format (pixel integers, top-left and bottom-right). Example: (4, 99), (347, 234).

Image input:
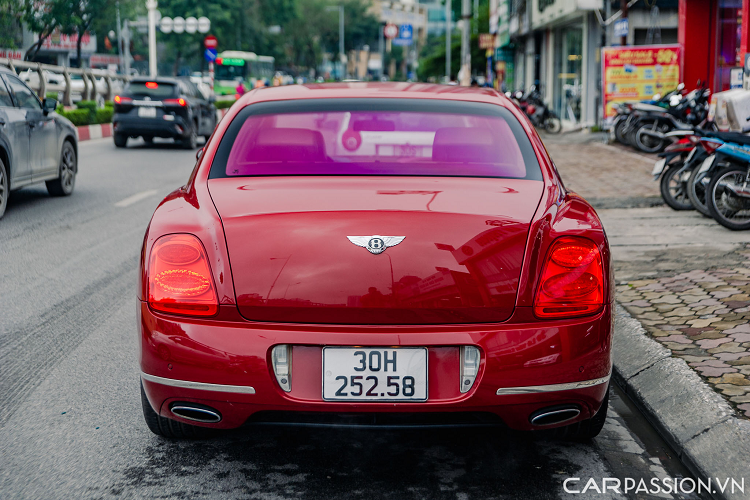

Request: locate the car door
(4, 74), (58, 180)
(0, 75), (31, 187)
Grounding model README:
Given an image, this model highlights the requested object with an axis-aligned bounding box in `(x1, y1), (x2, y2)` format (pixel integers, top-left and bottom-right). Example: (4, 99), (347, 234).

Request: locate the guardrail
(0, 58), (131, 106)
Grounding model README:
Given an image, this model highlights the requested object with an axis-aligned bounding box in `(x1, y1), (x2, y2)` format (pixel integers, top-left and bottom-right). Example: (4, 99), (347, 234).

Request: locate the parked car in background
(0, 66), (78, 219)
(112, 77), (216, 149)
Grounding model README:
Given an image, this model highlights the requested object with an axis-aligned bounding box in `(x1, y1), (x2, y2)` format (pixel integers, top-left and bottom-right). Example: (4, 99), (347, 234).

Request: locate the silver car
(0, 65), (78, 219)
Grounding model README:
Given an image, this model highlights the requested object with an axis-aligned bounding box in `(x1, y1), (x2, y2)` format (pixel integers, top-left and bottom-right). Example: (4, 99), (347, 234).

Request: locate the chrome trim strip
(495, 373), (611, 396)
(141, 372), (256, 394)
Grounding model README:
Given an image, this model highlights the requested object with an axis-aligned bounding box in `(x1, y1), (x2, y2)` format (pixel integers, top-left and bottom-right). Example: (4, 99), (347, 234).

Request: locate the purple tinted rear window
(210, 99), (542, 180)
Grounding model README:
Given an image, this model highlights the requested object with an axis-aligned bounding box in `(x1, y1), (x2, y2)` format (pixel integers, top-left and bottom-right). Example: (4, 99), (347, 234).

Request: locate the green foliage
(21, 0), (77, 61)
(94, 107), (113, 124)
(76, 100), (98, 112)
(214, 99), (236, 109)
(59, 108), (91, 126)
(104, 100), (114, 108)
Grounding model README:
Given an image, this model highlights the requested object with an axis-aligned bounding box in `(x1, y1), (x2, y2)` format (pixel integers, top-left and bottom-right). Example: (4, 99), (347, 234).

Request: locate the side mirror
(43, 97), (57, 114)
(196, 147), (204, 162)
(652, 93), (661, 101)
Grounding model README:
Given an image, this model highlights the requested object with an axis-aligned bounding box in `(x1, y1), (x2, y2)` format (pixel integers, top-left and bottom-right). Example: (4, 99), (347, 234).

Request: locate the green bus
(213, 51), (275, 97)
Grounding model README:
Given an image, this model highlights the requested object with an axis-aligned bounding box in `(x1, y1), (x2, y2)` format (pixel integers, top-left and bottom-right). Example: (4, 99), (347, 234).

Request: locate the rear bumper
(113, 114), (189, 139)
(139, 302), (613, 431)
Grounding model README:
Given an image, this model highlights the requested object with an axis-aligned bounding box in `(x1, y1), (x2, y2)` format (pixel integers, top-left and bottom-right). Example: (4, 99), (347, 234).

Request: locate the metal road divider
(0, 57), (131, 106)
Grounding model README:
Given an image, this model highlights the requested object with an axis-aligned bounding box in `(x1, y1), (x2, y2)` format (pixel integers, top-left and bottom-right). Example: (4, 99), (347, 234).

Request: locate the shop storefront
(680, 0), (750, 93)
(531, 0), (601, 126)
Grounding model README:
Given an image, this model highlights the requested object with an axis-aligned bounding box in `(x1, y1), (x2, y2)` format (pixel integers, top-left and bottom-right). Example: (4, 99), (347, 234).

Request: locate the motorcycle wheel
(614, 118), (629, 145)
(687, 163), (713, 217)
(707, 165), (750, 231)
(545, 116), (562, 134)
(634, 121), (668, 153)
(660, 163), (693, 210)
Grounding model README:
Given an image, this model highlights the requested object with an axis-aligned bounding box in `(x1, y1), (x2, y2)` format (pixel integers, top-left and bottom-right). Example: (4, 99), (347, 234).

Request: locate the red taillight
(145, 81), (158, 89)
(534, 236), (604, 319)
(148, 234), (218, 317)
(164, 98), (187, 107)
(114, 95), (132, 104)
(700, 138), (722, 154)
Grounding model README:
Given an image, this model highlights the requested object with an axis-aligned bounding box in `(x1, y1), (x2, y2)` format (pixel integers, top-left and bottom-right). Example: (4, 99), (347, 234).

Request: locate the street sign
(393, 24), (413, 46)
(185, 16), (198, 34)
(204, 35), (218, 49)
(204, 48), (217, 62)
(160, 17), (173, 33)
(172, 16), (185, 34)
(478, 33), (495, 49)
(613, 18), (628, 38)
(197, 17), (210, 34)
(399, 24), (413, 41)
(384, 24), (398, 39)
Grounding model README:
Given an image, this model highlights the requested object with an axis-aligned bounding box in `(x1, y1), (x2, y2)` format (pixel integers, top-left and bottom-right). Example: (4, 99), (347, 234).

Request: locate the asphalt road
(0, 138), (705, 500)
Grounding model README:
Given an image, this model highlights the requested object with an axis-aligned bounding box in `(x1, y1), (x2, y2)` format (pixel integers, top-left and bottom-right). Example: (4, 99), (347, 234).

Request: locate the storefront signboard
(601, 44), (681, 123)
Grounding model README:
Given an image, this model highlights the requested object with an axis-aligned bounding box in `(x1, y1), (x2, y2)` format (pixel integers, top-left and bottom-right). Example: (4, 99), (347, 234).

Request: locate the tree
(71, 0), (114, 67)
(0, 0), (23, 49)
(21, 0), (76, 61)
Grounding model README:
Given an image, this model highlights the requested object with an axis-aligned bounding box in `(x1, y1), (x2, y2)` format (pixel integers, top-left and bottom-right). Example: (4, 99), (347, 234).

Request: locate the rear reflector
(272, 345), (292, 392)
(148, 234), (218, 317)
(460, 346), (480, 393)
(534, 236), (604, 319)
(164, 98), (187, 107)
(700, 138), (722, 154)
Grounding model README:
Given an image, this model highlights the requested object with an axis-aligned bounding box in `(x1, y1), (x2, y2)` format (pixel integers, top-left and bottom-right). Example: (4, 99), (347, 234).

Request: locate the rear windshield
(210, 99), (542, 180)
(125, 82), (177, 99)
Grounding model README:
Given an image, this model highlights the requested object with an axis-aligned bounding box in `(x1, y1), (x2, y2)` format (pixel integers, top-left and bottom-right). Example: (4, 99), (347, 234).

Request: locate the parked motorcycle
(612, 84), (685, 146)
(509, 87), (562, 134)
(651, 131), (700, 210)
(705, 141), (750, 230)
(633, 84), (711, 153)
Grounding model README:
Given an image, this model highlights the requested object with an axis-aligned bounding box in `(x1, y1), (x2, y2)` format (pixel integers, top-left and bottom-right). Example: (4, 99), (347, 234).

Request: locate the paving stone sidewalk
(545, 132), (750, 421)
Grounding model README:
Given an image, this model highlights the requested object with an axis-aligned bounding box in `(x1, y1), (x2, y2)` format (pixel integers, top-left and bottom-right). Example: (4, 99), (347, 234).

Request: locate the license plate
(698, 154), (715, 173)
(138, 107), (157, 118)
(322, 347), (428, 401)
(651, 158), (667, 177)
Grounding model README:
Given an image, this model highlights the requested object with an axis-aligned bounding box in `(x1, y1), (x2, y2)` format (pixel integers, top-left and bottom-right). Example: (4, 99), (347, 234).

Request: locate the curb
(613, 304), (750, 500)
(76, 123), (112, 142)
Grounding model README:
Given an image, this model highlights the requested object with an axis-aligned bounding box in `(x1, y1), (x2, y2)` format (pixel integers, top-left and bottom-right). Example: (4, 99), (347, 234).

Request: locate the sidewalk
(545, 132), (750, 498)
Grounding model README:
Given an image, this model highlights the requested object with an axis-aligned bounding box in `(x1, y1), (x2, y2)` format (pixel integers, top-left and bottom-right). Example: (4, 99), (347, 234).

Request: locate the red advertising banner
(602, 44), (682, 122)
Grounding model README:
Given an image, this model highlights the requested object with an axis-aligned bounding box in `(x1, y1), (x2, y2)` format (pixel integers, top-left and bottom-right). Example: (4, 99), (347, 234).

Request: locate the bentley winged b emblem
(347, 235), (405, 255)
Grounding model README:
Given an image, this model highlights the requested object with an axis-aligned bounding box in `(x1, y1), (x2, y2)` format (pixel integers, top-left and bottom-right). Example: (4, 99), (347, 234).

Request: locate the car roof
(238, 82), (511, 107)
(130, 76), (181, 84)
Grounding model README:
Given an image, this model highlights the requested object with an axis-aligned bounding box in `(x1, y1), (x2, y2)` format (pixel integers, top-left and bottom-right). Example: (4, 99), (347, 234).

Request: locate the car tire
(182, 122), (198, 150)
(0, 156), (8, 219)
(46, 141), (76, 197)
(114, 133), (128, 148)
(140, 381), (214, 439)
(687, 160), (713, 217)
(549, 385), (609, 441)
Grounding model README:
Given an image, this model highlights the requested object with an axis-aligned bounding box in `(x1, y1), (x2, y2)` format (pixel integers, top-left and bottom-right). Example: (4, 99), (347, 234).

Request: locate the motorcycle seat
(703, 130), (750, 146)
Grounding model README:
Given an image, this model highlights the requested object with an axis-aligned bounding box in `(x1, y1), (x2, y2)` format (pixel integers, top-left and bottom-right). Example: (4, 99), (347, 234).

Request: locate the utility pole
(378, 23), (384, 80)
(146, 0), (158, 77)
(326, 6), (345, 79)
(339, 5), (345, 78)
(115, 1), (122, 74)
(123, 20), (131, 75)
(445, 0), (451, 81)
(620, 0), (628, 46)
(460, 0), (471, 86)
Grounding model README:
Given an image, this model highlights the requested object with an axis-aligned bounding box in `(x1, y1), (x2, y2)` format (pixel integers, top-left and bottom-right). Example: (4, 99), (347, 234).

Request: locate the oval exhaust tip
(170, 404), (222, 423)
(530, 406), (580, 426)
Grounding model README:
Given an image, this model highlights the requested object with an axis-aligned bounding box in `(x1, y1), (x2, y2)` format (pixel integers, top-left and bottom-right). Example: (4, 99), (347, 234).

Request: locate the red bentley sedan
(138, 83), (613, 439)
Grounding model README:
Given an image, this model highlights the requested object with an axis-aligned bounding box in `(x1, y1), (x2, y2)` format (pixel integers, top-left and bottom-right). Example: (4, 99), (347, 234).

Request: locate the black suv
(112, 77), (216, 149)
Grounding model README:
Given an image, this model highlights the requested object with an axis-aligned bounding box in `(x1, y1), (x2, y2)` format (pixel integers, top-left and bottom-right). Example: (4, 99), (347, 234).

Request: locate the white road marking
(114, 190), (158, 208)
